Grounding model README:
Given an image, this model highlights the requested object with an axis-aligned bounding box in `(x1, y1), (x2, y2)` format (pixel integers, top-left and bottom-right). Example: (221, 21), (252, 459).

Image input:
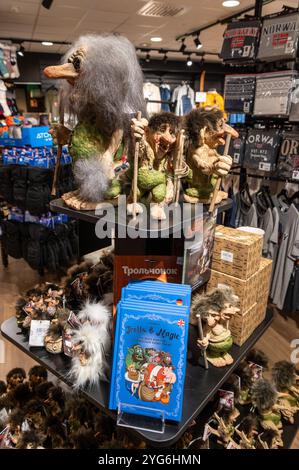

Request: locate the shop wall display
(243, 128), (281, 172)
(257, 12), (299, 62)
(220, 20), (261, 62)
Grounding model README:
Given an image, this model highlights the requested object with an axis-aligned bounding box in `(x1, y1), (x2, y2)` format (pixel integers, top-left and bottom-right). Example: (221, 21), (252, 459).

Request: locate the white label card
(195, 92), (207, 103)
(218, 283), (229, 290)
(29, 320), (50, 347)
(259, 162), (271, 171)
(221, 250), (233, 263)
(292, 170), (299, 181)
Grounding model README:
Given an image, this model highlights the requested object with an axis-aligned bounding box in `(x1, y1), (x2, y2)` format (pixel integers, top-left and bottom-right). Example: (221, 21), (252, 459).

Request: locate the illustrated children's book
(109, 282), (191, 422)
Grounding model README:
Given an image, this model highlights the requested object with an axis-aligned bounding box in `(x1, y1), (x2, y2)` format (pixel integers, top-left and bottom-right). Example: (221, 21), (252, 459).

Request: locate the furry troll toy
(44, 34), (146, 210)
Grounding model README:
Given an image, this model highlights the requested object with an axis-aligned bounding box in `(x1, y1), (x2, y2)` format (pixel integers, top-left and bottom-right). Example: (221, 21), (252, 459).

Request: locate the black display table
(50, 198), (233, 235)
(1, 310), (273, 447)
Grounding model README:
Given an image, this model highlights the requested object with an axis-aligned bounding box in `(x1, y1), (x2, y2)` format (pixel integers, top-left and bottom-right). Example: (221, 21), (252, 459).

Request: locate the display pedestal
(1, 310), (275, 447)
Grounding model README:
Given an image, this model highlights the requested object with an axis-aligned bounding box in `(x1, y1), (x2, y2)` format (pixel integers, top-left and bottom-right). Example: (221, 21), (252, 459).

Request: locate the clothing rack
(230, 169), (299, 184)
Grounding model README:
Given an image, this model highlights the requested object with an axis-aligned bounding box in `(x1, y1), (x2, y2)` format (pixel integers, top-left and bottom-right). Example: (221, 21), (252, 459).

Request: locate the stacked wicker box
(229, 303), (258, 346)
(254, 257), (273, 324)
(212, 225), (263, 279)
(207, 269), (257, 313)
(209, 226), (271, 346)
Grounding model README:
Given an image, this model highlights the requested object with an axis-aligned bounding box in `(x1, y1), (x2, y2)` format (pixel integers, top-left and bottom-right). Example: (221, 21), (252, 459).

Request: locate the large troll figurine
(184, 108), (238, 204)
(127, 112), (187, 220)
(44, 34), (145, 210)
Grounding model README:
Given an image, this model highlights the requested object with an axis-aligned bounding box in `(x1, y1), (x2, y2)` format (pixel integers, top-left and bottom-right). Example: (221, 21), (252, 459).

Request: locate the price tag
(233, 153), (240, 163)
(292, 170), (299, 180)
(218, 389), (234, 410)
(0, 408), (8, 423)
(248, 362), (263, 382)
(203, 419), (214, 441)
(259, 162), (271, 171)
(218, 282), (229, 290)
(195, 92), (207, 103)
(221, 250), (233, 263)
(29, 320), (50, 347)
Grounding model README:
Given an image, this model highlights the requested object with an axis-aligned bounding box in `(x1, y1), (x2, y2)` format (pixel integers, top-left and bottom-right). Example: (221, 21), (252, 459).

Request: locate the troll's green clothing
(69, 120), (122, 199)
(261, 411), (282, 428)
(207, 335), (233, 357)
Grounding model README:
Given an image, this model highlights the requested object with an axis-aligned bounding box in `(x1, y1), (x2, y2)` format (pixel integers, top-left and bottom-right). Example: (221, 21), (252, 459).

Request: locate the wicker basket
(207, 269), (257, 312)
(212, 225), (263, 279)
(230, 303), (258, 346)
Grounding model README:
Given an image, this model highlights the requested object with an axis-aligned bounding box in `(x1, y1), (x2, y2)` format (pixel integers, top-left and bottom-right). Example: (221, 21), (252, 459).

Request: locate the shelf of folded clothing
(1, 309), (273, 447)
(50, 198), (233, 237)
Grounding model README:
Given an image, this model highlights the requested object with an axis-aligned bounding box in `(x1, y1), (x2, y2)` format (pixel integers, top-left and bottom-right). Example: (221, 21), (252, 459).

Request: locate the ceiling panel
(0, 0), (38, 15)
(0, 0), (299, 57)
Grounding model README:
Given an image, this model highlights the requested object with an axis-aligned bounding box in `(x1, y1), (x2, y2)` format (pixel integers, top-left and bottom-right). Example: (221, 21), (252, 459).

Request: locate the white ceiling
(0, 0), (298, 61)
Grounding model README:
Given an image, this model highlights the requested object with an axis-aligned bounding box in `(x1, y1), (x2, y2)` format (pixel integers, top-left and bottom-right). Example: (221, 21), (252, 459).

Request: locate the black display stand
(1, 311), (274, 447)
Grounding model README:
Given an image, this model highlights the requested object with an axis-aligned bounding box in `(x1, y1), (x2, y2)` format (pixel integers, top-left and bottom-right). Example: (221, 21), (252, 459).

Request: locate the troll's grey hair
(60, 34), (146, 138)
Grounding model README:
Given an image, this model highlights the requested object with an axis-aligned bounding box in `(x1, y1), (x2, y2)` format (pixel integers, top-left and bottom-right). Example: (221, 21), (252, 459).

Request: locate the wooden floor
(0, 257), (298, 448)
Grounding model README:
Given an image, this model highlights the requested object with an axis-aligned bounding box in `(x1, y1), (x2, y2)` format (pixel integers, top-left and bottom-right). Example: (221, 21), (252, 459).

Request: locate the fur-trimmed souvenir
(28, 366), (48, 390)
(183, 108), (238, 204)
(44, 416), (67, 449)
(272, 361), (299, 424)
(70, 428), (99, 449)
(6, 368), (26, 391)
(16, 430), (44, 449)
(12, 383), (33, 408)
(65, 397), (96, 433)
(7, 409), (26, 447)
(234, 415), (258, 449)
(189, 287), (240, 367)
(44, 34), (146, 210)
(246, 348), (269, 370)
(251, 379), (283, 433)
(68, 301), (112, 388)
(44, 386), (65, 418)
(257, 429), (283, 449)
(207, 408), (238, 446)
(44, 321), (63, 354)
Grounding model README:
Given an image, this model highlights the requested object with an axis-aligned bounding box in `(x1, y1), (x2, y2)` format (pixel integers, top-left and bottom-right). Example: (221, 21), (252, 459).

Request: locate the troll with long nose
(184, 108), (239, 205)
(43, 34), (145, 210)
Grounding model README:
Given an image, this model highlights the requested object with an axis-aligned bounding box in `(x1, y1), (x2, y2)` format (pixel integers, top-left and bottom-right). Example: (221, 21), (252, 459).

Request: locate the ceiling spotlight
(187, 56), (193, 67)
(194, 36), (203, 50)
(151, 37), (162, 42)
(42, 41), (54, 46)
(42, 0), (54, 9)
(17, 45), (24, 57)
(222, 1), (240, 7)
(180, 39), (186, 53)
(145, 53), (151, 63)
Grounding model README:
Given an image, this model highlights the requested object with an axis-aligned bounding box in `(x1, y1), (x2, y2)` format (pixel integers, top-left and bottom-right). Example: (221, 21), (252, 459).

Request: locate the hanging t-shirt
(143, 82), (161, 116)
(271, 203), (299, 309)
(254, 71), (298, 117)
(277, 132), (299, 181)
(173, 84), (195, 116)
(244, 128), (281, 172)
(160, 84), (171, 112)
(257, 13), (299, 62)
(220, 20), (261, 62)
(224, 75), (256, 114)
(258, 206), (274, 257)
(201, 90), (224, 111)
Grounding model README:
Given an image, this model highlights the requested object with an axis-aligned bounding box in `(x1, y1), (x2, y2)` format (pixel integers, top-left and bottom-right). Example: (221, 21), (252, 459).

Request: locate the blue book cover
(109, 300), (189, 422)
(122, 281), (191, 307)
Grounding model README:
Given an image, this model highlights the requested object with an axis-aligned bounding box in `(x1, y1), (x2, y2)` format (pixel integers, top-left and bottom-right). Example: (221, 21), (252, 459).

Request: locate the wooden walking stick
(132, 111), (142, 220)
(175, 130), (186, 204)
(51, 101), (64, 197)
(208, 133), (231, 213)
(197, 313), (209, 370)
